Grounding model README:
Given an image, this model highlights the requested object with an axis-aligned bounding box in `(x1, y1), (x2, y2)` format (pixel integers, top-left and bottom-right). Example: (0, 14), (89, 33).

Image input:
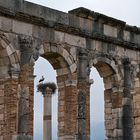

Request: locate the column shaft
(43, 94), (52, 140)
(123, 59), (133, 140)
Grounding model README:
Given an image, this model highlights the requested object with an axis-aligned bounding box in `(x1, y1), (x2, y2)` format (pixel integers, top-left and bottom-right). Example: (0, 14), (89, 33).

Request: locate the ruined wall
(0, 0), (140, 140)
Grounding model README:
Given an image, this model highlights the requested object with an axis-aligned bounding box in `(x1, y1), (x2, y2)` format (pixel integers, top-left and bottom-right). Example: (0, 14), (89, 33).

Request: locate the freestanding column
(43, 87), (52, 140)
(37, 82), (56, 140)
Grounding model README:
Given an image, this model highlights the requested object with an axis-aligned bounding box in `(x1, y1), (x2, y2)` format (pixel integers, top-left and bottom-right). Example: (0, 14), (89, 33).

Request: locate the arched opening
(0, 36), (20, 77)
(90, 59), (116, 140)
(0, 36), (20, 138)
(34, 57), (57, 140)
(90, 67), (105, 139)
(33, 43), (74, 140)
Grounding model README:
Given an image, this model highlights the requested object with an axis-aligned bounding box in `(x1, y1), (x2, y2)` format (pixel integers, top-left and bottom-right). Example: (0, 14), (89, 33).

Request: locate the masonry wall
(0, 1), (140, 140)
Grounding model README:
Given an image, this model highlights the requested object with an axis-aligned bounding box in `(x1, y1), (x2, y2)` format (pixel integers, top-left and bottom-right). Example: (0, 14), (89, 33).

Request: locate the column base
(12, 135), (33, 140)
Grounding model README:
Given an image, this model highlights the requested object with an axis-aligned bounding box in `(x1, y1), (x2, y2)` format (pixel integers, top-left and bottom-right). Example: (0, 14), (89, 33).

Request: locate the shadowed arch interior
(42, 52), (68, 70)
(94, 61), (115, 78)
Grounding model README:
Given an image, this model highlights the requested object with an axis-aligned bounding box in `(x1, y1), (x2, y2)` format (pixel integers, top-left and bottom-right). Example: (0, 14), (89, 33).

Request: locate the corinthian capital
(19, 35), (33, 53)
(18, 35), (39, 65)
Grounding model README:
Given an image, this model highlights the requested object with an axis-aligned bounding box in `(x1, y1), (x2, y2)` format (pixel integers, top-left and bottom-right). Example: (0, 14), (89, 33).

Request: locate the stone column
(14, 35), (39, 140)
(37, 82), (56, 140)
(122, 58), (133, 140)
(77, 49), (91, 140)
(43, 87), (52, 140)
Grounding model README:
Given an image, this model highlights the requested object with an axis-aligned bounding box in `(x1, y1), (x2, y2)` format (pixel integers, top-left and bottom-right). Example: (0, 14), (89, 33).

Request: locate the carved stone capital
(19, 35), (33, 53)
(18, 35), (39, 66)
(78, 48), (89, 79)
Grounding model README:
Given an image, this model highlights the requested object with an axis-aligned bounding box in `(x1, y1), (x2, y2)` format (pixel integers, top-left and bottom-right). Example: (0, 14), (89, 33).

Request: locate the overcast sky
(25, 0), (140, 139)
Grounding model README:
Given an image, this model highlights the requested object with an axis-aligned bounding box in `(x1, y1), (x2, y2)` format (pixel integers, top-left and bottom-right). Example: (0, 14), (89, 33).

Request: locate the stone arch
(36, 42), (78, 140)
(0, 34), (20, 139)
(90, 55), (123, 139)
(0, 35), (20, 78)
(38, 42), (77, 76)
(90, 55), (121, 90)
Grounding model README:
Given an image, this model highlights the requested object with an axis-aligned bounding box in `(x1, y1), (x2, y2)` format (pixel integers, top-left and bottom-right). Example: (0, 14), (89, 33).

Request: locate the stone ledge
(0, 4), (140, 50)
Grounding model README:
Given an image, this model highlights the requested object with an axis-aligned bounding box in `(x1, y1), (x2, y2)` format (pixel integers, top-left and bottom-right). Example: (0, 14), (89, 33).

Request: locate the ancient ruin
(37, 82), (57, 140)
(0, 0), (140, 140)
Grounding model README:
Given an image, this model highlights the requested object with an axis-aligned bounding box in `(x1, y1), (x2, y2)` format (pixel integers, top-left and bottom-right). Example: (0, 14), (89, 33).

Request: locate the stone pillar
(43, 87), (52, 140)
(57, 73), (78, 140)
(0, 69), (19, 140)
(77, 81), (90, 140)
(133, 77), (140, 139)
(105, 88), (124, 140)
(57, 49), (91, 140)
(13, 35), (38, 140)
(16, 64), (33, 140)
(77, 49), (90, 140)
(122, 58), (133, 140)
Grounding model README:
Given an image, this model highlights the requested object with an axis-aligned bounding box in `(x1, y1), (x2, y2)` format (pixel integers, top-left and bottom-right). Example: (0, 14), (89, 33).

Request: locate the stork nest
(37, 82), (57, 93)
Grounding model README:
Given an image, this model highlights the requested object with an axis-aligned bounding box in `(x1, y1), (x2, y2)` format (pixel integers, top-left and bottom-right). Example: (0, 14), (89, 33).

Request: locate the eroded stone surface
(0, 1), (140, 140)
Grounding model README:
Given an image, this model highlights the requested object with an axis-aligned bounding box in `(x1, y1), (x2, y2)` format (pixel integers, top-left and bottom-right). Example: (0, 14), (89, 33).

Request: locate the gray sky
(26, 0), (140, 139)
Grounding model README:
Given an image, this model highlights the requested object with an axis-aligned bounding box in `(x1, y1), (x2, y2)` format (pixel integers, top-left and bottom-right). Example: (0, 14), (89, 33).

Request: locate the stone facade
(0, 0), (140, 140)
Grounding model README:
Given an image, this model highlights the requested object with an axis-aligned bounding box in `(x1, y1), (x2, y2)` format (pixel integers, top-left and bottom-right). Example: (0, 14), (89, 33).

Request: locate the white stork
(39, 76), (45, 83)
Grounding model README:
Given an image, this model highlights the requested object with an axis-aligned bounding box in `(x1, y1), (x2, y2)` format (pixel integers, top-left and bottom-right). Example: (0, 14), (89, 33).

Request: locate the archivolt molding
(89, 53), (124, 90)
(90, 54), (118, 75)
(0, 34), (20, 78)
(39, 42), (77, 74)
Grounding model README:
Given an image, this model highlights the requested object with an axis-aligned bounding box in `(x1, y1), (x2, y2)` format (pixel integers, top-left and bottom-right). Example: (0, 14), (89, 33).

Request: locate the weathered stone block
(123, 30), (130, 41)
(0, 16), (12, 32)
(12, 20), (32, 36)
(113, 129), (123, 137)
(64, 33), (86, 48)
(57, 68), (69, 76)
(79, 17), (93, 32)
(105, 107), (112, 113)
(54, 31), (65, 43)
(0, 97), (4, 105)
(104, 24), (117, 38)
(0, 114), (4, 120)
(134, 34), (140, 44)
(32, 26), (52, 41)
